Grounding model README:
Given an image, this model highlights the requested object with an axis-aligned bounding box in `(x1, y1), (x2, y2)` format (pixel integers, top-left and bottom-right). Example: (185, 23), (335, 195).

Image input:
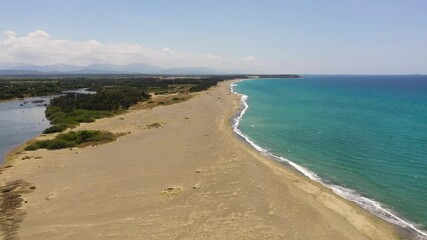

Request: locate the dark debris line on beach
(0, 180), (35, 240)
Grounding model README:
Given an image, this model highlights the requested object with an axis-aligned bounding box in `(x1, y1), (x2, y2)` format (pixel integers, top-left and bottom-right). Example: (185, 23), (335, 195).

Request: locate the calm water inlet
(0, 98), (51, 164)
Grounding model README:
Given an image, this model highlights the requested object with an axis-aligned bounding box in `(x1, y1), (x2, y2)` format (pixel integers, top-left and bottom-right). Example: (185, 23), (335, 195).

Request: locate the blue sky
(0, 0), (426, 74)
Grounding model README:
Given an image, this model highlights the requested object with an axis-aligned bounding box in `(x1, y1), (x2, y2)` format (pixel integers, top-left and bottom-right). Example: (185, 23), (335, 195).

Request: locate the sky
(0, 0), (426, 74)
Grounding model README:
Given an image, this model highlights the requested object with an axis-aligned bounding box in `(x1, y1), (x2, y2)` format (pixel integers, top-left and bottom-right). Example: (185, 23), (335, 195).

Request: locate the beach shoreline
(0, 79), (404, 239)
(230, 79), (425, 239)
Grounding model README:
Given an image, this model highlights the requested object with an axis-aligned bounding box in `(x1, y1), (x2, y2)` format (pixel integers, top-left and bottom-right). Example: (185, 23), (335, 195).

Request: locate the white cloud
(27, 30), (50, 38)
(0, 30), (266, 72)
(4, 30), (17, 38)
(243, 56), (257, 61)
(161, 47), (173, 55)
(203, 54), (222, 60)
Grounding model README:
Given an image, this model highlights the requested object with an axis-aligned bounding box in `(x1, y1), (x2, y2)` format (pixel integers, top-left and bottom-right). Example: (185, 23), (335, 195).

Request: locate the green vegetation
(189, 78), (222, 92)
(50, 87), (149, 111)
(25, 130), (116, 150)
(0, 81), (60, 100)
(44, 87), (148, 133)
(43, 125), (68, 134)
(0, 74), (301, 101)
(0, 76), (232, 101)
(43, 107), (113, 133)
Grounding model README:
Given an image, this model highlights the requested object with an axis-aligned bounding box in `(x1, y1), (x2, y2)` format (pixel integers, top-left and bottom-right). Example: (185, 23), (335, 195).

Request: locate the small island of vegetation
(25, 130), (117, 150)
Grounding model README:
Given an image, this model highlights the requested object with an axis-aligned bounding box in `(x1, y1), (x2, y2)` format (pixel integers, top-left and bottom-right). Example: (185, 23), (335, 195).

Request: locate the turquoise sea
(232, 75), (427, 238)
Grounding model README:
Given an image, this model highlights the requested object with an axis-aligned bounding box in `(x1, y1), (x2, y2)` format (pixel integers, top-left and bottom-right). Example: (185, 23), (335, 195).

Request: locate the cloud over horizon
(0, 30), (265, 72)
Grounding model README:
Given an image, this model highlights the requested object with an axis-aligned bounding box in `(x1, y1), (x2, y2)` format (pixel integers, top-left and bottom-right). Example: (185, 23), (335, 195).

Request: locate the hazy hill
(0, 63), (234, 75)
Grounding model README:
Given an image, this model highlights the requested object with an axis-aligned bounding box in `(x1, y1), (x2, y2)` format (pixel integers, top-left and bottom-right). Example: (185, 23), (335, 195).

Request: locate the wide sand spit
(0, 80), (401, 239)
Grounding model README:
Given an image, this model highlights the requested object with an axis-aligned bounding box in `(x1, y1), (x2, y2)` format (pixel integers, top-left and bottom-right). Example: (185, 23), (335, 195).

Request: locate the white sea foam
(230, 80), (427, 239)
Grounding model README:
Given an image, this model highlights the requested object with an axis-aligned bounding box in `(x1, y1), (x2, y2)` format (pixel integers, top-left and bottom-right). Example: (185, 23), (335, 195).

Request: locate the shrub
(25, 130), (116, 151)
(45, 139), (75, 150)
(43, 125), (68, 134)
(24, 144), (38, 151)
(44, 108), (113, 133)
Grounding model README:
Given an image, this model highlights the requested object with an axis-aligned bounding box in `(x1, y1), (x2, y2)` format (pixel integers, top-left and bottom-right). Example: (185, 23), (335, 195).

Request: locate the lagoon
(0, 97), (51, 164)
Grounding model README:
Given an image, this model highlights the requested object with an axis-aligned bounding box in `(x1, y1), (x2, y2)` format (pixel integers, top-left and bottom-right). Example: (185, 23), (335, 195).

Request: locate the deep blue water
(233, 75), (427, 237)
(0, 97), (51, 164)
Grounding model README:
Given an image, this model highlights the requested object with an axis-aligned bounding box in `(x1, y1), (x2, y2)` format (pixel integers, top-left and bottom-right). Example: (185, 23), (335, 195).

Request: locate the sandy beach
(0, 80), (401, 239)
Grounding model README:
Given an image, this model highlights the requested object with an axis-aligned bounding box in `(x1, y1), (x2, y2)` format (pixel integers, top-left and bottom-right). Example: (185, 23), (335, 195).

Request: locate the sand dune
(0, 80), (400, 239)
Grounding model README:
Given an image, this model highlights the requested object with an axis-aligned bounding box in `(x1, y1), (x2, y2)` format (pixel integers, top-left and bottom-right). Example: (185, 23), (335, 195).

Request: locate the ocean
(0, 97), (51, 164)
(231, 75), (427, 238)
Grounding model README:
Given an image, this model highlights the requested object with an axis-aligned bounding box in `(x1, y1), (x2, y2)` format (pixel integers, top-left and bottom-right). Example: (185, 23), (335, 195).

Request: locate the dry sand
(0, 80), (401, 239)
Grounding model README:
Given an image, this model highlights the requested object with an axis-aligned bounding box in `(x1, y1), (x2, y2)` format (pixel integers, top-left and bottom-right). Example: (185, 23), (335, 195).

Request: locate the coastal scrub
(25, 130), (116, 150)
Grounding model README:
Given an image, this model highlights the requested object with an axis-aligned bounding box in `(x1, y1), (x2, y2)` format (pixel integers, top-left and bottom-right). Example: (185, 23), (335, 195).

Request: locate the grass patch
(161, 186), (183, 197)
(147, 123), (162, 129)
(25, 130), (116, 150)
(43, 125), (68, 134)
(43, 106), (115, 133)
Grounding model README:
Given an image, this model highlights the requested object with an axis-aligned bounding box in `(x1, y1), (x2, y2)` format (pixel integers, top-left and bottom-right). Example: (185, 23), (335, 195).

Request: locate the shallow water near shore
(0, 97), (51, 164)
(232, 75), (427, 238)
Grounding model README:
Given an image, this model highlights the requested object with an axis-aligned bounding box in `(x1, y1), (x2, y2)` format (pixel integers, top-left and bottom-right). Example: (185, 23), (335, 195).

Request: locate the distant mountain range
(0, 63), (238, 75)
